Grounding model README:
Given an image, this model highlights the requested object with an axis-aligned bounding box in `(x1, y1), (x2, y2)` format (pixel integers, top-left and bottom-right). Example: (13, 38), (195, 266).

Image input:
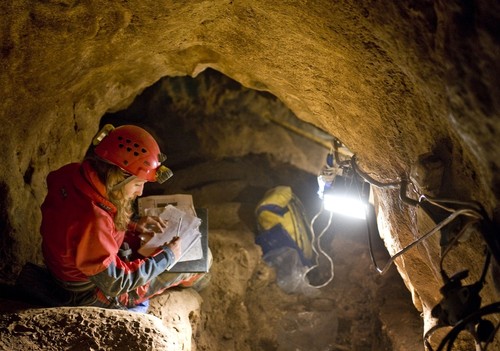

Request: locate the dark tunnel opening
(100, 69), (325, 219)
(98, 69), (423, 350)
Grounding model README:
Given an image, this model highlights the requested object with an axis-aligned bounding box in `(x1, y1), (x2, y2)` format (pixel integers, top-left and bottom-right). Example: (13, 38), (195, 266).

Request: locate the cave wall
(1, 0), (499, 339)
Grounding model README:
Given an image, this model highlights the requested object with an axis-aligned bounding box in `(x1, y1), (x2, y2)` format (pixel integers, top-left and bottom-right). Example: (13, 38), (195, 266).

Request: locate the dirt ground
(0, 155), (424, 350)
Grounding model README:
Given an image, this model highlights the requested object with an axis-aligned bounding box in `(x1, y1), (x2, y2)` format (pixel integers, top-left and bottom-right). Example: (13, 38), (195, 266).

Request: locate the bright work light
(307, 149), (371, 290)
(323, 193), (367, 219)
(322, 175), (370, 219)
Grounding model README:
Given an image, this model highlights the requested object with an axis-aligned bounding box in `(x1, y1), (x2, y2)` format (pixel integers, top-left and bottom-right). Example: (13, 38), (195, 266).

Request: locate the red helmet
(93, 124), (172, 183)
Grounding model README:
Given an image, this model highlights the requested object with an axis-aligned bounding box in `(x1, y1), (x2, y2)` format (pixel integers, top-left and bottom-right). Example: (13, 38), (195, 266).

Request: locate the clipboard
(168, 208), (209, 273)
(137, 193), (209, 274)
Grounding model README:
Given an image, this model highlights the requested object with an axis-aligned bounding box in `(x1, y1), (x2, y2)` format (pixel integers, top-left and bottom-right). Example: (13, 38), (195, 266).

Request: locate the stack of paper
(137, 195), (203, 268)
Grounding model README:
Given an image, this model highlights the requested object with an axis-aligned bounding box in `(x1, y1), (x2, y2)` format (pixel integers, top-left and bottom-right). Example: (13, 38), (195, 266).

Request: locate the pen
(175, 217), (182, 238)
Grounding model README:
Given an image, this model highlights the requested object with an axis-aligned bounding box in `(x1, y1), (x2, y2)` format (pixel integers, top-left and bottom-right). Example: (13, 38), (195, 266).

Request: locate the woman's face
(122, 178), (147, 201)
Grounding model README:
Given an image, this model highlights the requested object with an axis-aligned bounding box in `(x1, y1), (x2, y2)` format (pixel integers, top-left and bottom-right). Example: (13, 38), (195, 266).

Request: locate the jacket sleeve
(74, 210), (175, 298)
(88, 247), (175, 298)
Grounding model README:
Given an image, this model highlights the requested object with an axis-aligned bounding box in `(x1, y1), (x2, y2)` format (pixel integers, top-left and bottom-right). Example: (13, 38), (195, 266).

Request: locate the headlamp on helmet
(92, 124), (173, 183)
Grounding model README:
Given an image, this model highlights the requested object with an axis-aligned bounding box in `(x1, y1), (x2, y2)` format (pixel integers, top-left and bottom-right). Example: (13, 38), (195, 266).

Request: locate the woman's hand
(165, 236), (182, 261)
(135, 216), (167, 234)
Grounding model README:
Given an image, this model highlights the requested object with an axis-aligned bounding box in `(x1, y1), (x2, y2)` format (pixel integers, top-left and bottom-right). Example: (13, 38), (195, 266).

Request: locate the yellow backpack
(255, 186), (313, 266)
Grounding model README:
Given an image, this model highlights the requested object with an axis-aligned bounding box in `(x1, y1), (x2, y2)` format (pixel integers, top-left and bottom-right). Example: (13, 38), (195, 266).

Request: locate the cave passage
(98, 69), (423, 350)
(1, 1), (499, 349)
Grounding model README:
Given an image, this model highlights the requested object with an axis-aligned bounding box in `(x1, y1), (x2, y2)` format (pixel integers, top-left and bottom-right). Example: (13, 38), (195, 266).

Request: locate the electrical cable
(424, 323), (448, 351)
(304, 206), (335, 288)
(351, 155), (400, 189)
(350, 154), (499, 349)
(420, 195), (483, 213)
(362, 168), (485, 275)
(424, 252), (494, 351)
(484, 321), (500, 350)
(424, 219), (492, 351)
(369, 207), (482, 275)
(435, 302), (500, 351)
(308, 209), (323, 265)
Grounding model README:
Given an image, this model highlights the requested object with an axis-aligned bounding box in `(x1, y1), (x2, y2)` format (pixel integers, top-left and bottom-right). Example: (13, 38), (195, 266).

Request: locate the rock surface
(1, 1), (499, 350)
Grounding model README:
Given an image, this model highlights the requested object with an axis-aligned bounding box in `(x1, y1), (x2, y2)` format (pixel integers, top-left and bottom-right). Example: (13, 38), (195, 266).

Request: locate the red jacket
(40, 161), (174, 304)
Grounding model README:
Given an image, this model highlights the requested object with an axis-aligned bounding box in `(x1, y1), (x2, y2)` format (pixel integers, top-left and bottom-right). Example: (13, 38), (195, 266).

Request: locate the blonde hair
(87, 157), (133, 231)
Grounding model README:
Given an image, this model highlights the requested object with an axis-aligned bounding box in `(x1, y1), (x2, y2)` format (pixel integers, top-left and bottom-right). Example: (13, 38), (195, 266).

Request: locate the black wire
(431, 224), (491, 350)
(436, 302), (500, 351)
(399, 179), (420, 206)
(350, 154), (402, 274)
(419, 196), (484, 213)
(424, 323), (447, 351)
(366, 204), (384, 274)
(351, 155), (401, 189)
(350, 154), (500, 351)
(484, 321), (500, 350)
(480, 251), (492, 283)
(442, 252), (491, 351)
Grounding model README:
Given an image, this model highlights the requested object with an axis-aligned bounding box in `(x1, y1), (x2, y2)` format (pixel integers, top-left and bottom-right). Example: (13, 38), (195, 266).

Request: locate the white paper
(137, 195), (203, 267)
(139, 205), (203, 263)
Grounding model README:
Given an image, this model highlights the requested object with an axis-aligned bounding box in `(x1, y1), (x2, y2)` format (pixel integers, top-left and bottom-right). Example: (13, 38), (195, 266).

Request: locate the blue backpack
(255, 186), (313, 266)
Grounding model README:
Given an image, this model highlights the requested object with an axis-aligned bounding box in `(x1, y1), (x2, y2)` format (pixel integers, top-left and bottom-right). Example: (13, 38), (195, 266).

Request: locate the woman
(40, 124), (204, 309)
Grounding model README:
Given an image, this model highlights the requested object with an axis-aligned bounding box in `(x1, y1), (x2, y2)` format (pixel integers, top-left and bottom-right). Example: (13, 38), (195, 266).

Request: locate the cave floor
(0, 154), (424, 350)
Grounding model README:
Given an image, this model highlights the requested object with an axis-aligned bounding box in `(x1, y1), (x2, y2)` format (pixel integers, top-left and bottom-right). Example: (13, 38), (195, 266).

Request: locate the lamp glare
(323, 194), (367, 219)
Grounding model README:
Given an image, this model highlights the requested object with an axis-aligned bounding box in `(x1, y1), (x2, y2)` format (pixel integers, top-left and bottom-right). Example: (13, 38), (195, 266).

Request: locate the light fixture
(304, 143), (371, 290)
(316, 139), (370, 219)
(322, 174), (370, 219)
